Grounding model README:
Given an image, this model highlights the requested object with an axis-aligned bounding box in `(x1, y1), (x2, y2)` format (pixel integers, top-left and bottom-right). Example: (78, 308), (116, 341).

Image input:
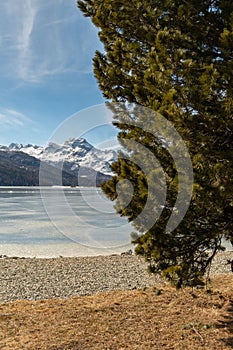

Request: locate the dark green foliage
(78, 0), (233, 287)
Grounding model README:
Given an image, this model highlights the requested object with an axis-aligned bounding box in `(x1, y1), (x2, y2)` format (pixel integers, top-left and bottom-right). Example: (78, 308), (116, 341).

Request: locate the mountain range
(0, 138), (117, 186)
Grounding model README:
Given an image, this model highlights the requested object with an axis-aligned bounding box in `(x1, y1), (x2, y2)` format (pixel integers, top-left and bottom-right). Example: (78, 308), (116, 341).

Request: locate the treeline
(0, 151), (111, 187)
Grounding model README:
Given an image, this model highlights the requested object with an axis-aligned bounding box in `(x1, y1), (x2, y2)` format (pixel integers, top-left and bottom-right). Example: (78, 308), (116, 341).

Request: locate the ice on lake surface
(0, 187), (133, 257)
(0, 187), (231, 258)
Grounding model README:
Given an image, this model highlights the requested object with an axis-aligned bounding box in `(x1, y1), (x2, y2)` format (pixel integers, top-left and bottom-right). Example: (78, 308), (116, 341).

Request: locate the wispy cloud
(17, 1), (37, 81)
(0, 108), (32, 128)
(0, 0), (101, 83)
(0, 106), (43, 146)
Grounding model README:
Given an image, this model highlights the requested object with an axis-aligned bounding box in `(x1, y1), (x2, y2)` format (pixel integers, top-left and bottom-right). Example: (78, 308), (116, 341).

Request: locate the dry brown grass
(0, 274), (232, 350)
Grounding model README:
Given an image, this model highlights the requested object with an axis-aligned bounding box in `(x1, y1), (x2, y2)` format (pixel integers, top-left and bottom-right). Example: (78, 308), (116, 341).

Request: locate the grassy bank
(0, 274), (232, 349)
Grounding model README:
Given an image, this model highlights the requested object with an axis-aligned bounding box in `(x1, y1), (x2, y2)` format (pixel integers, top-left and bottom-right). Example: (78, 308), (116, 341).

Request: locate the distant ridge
(0, 138), (116, 186)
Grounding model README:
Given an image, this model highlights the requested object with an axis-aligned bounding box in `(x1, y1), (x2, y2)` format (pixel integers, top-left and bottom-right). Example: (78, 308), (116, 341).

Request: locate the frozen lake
(0, 187), (231, 258)
(0, 187), (133, 257)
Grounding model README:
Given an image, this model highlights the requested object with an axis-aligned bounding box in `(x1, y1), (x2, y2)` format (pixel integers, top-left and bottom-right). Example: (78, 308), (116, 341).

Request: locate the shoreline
(0, 241), (232, 259)
(0, 251), (232, 303)
(0, 242), (134, 259)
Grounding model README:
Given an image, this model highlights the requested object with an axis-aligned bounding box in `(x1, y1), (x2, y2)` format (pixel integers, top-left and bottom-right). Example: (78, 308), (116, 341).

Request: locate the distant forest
(0, 151), (110, 186)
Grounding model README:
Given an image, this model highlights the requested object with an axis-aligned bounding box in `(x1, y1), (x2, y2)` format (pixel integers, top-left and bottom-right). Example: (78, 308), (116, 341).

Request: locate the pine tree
(78, 0), (233, 287)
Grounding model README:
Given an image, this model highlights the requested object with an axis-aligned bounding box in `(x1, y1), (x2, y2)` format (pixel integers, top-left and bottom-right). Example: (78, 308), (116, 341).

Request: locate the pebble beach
(0, 251), (232, 302)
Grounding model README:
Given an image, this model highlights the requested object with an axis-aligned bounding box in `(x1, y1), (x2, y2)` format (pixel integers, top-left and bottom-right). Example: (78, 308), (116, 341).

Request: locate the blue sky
(0, 0), (117, 147)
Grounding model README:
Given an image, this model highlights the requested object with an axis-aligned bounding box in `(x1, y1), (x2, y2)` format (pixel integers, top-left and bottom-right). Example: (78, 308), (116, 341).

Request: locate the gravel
(0, 252), (232, 302)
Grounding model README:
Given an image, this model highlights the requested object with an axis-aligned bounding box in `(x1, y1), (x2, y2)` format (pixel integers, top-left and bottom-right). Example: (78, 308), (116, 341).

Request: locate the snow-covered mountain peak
(1, 138), (117, 175)
(9, 143), (24, 150)
(64, 137), (93, 150)
(44, 142), (60, 153)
